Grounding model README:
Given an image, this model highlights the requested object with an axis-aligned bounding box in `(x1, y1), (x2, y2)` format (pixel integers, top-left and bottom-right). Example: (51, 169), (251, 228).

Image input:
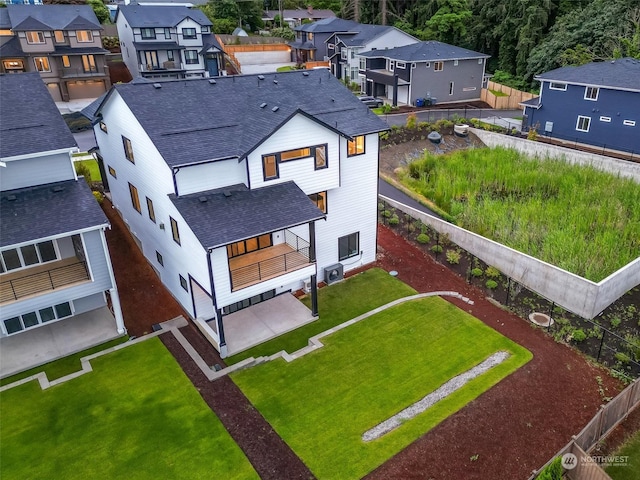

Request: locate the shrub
(572, 329), (587, 342)
(471, 267), (483, 277)
(610, 317), (622, 329)
(92, 191), (104, 203)
(75, 163), (92, 184)
(615, 352), (631, 364)
(378, 202), (385, 211)
(388, 214), (399, 225)
(446, 249), (461, 264)
(416, 233), (430, 244)
(527, 127), (538, 141)
(485, 280), (498, 290)
(382, 210), (393, 218)
(430, 245), (443, 254)
(537, 456), (563, 480)
(382, 104), (394, 114)
(485, 266), (501, 278)
(406, 113), (418, 129)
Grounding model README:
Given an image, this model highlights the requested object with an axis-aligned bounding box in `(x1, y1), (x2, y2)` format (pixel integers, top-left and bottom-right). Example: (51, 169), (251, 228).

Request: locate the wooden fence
(530, 379), (640, 479)
(481, 80), (538, 109)
(305, 61), (330, 69)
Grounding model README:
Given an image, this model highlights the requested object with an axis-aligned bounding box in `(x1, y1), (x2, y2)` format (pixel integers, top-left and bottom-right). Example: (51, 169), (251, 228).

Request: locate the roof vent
(272, 106), (279, 112)
(153, 83), (162, 89)
(199, 196), (208, 203)
(209, 79), (217, 84)
(6, 194), (17, 201)
(260, 102), (267, 108)
(258, 75), (265, 80)
(52, 185), (65, 193)
(302, 71), (309, 76)
(223, 190), (232, 197)
(273, 79), (278, 84)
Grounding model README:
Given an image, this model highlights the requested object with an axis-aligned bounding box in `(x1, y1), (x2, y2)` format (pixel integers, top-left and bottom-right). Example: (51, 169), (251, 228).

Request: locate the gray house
(0, 4), (111, 102)
(0, 73), (125, 378)
(290, 17), (359, 64)
(358, 41), (489, 106)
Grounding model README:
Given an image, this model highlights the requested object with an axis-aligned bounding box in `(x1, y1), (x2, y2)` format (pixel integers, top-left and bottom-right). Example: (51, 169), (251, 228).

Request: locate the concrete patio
(0, 306), (123, 379)
(222, 293), (316, 356)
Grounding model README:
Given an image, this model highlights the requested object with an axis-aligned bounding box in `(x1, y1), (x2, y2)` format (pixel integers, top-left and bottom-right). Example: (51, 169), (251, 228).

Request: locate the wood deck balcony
(0, 257), (90, 305)
(229, 243), (312, 291)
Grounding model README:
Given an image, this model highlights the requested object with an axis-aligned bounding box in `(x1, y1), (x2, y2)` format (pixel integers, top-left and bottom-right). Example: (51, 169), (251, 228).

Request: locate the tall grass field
(400, 147), (640, 281)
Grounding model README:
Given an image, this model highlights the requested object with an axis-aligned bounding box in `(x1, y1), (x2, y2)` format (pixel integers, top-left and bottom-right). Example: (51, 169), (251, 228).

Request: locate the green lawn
(74, 159), (102, 182)
(606, 428), (640, 479)
(1, 338), (258, 480)
(232, 296), (531, 479)
(226, 268), (416, 364)
(0, 336), (128, 387)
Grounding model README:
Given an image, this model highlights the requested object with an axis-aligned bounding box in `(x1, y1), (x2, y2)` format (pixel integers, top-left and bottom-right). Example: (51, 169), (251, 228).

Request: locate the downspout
(393, 74), (399, 107)
(172, 166), (180, 196)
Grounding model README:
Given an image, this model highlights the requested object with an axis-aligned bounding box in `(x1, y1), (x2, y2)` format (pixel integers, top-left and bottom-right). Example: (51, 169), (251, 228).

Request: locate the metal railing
(139, 61), (184, 72)
(60, 67), (108, 78)
(0, 260), (89, 303)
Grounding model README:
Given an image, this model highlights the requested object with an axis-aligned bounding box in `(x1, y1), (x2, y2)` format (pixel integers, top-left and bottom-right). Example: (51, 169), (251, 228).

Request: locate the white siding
(1, 152), (75, 191)
(95, 91), (210, 317)
(192, 279), (216, 320)
(247, 113), (340, 193)
(116, 14), (138, 78)
(176, 159), (248, 196)
(366, 29), (417, 52)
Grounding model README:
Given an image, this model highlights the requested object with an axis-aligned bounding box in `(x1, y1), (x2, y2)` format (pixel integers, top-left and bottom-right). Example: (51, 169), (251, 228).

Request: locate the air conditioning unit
(324, 263), (344, 285)
(302, 280), (311, 293)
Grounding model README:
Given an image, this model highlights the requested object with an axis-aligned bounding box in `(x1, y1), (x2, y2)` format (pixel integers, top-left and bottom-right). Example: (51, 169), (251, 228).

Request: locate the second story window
(164, 28), (171, 39)
(263, 154), (278, 180)
(347, 136), (365, 156)
(184, 50), (198, 64)
(309, 192), (327, 213)
(170, 217), (181, 245)
(122, 136), (135, 163)
(359, 57), (366, 70)
(82, 55), (96, 73)
(76, 30), (93, 43)
(308, 32), (313, 40)
(328, 43), (334, 50)
(341, 49), (347, 60)
(26, 31), (45, 44)
(141, 28), (156, 40)
(182, 28), (197, 39)
(129, 183), (141, 214)
(54, 30), (65, 43)
(33, 57), (50, 72)
(434, 61), (444, 72)
(62, 55), (71, 68)
(584, 86), (599, 101)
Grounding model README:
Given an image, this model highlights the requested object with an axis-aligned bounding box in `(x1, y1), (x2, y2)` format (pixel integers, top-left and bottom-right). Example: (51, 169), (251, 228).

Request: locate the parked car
(357, 96), (384, 108)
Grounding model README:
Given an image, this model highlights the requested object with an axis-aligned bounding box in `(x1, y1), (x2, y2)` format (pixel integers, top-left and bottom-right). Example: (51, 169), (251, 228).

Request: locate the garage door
(67, 80), (106, 100)
(397, 86), (409, 105)
(46, 83), (62, 102)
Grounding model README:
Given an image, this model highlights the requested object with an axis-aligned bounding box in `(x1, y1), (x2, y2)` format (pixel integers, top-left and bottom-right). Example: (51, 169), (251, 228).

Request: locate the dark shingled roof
(0, 72), (77, 159)
(337, 24), (406, 47)
(95, 69), (387, 168)
(52, 46), (109, 56)
(0, 9), (11, 29)
(0, 179), (108, 248)
(535, 58), (640, 92)
(359, 41), (489, 62)
(0, 36), (24, 58)
(200, 33), (223, 53)
(6, 5), (101, 31)
(170, 182), (325, 249)
(520, 97), (541, 108)
(288, 39), (316, 50)
(117, 5), (212, 28)
(295, 17), (358, 33)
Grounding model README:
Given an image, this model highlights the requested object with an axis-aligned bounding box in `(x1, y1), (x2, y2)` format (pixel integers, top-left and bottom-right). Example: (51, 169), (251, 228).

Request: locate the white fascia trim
(1, 147), (79, 163)
(1, 224), (110, 251)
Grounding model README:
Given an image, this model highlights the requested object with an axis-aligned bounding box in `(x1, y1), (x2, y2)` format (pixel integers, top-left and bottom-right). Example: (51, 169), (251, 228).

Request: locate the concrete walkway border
(0, 292), (473, 391)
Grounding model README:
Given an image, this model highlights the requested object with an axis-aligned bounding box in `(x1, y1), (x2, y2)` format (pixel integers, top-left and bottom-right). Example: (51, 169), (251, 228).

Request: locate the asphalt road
(378, 178), (443, 220)
(381, 108), (522, 127)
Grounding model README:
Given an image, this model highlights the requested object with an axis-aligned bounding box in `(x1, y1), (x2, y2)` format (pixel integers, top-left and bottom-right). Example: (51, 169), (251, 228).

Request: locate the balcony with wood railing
(0, 257), (91, 305)
(229, 230), (312, 291)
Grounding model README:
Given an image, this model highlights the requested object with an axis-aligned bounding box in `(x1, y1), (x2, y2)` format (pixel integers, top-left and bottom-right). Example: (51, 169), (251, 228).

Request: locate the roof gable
(7, 5), (101, 31)
(359, 40), (489, 62)
(117, 5), (212, 28)
(536, 58), (640, 92)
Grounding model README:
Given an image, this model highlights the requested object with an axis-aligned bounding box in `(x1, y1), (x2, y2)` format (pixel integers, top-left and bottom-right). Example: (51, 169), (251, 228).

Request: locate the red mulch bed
(365, 225), (622, 480)
(103, 192), (624, 479)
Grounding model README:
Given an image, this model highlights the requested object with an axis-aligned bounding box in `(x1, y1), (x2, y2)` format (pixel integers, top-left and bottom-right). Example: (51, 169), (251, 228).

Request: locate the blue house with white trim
(0, 73), (125, 378)
(522, 58), (640, 153)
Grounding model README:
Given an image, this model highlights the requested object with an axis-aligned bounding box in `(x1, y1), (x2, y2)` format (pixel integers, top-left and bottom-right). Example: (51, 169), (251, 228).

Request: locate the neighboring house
(326, 24), (418, 87)
(116, 5), (224, 80)
(0, 73), (125, 376)
(290, 17), (359, 64)
(263, 7), (335, 29)
(522, 58), (640, 153)
(87, 70), (387, 357)
(1, 0), (43, 5)
(358, 41), (489, 106)
(0, 5), (111, 102)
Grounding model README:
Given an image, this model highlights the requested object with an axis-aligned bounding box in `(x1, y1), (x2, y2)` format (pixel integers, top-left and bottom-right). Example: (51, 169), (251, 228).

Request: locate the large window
(54, 30), (65, 43)
(359, 57), (366, 70)
(129, 183), (141, 213)
(263, 155), (278, 180)
(3, 302), (73, 335)
(146, 197), (156, 223)
(164, 28), (171, 39)
(170, 217), (181, 245)
(584, 86), (599, 101)
(141, 28), (156, 39)
(82, 55), (96, 73)
(434, 61), (443, 72)
(338, 232), (359, 261)
(347, 136), (365, 156)
(76, 30), (93, 42)
(0, 240), (57, 273)
(576, 115), (591, 132)
(26, 31), (45, 44)
(62, 55), (71, 68)
(227, 234), (272, 258)
(182, 28), (197, 39)
(184, 50), (198, 64)
(34, 57), (50, 72)
(262, 145), (327, 180)
(309, 191), (327, 213)
(122, 136), (134, 163)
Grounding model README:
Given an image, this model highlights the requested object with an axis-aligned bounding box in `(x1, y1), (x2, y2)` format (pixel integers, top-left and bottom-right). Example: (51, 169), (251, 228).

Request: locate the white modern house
(88, 69), (387, 357)
(0, 73), (125, 378)
(116, 5), (224, 80)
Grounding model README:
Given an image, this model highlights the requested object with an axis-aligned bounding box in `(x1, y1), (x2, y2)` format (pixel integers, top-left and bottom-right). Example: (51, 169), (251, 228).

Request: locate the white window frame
(184, 50), (199, 65)
(359, 56), (366, 70)
(425, 62), (430, 68)
(411, 63), (416, 69)
(584, 86), (599, 101)
(434, 61), (443, 72)
(623, 120), (636, 126)
(549, 82), (567, 91)
(76, 30), (93, 43)
(449, 81), (454, 95)
(26, 31), (45, 44)
(478, 58), (483, 64)
(0, 240), (60, 273)
(388, 60), (394, 72)
(396, 61), (406, 69)
(454, 59), (459, 66)
(327, 43), (334, 50)
(599, 116), (611, 123)
(576, 115), (591, 132)
(33, 56), (51, 72)
(340, 49), (347, 60)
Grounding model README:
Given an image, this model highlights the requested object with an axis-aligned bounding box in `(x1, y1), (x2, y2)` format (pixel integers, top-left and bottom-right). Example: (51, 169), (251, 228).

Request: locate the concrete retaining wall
(380, 195), (640, 319)
(234, 50), (291, 66)
(472, 129), (640, 182)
